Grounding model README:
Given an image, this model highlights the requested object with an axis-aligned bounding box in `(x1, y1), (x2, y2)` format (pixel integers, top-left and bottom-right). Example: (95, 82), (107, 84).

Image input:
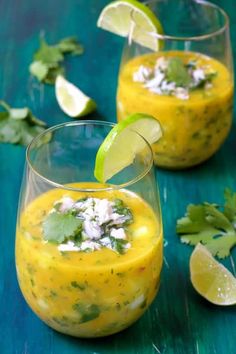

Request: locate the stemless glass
(117, 0), (234, 169)
(15, 121), (163, 338)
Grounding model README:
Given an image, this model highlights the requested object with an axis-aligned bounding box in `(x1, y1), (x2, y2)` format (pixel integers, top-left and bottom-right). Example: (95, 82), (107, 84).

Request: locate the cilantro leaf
(0, 100), (46, 146)
(113, 199), (133, 224)
(166, 57), (191, 87)
(57, 37), (84, 55)
(43, 66), (65, 84)
(30, 35), (83, 84)
(29, 61), (49, 81)
(176, 196), (236, 259)
(109, 236), (128, 254)
(34, 38), (64, 64)
(43, 212), (82, 244)
(224, 188), (236, 223)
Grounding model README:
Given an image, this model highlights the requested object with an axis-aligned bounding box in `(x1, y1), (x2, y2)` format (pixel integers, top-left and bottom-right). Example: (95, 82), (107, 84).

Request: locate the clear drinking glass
(117, 0), (234, 169)
(15, 121), (163, 337)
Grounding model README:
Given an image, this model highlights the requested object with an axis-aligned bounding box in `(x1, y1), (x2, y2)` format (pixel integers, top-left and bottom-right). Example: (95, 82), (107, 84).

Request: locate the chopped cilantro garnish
(134, 56), (217, 100)
(176, 188), (236, 258)
(0, 100), (46, 146)
(113, 199), (133, 224)
(29, 36), (84, 84)
(71, 281), (86, 290)
(57, 36), (84, 55)
(43, 212), (82, 244)
(42, 196), (133, 254)
(109, 236), (129, 255)
(73, 303), (100, 323)
(166, 57), (191, 87)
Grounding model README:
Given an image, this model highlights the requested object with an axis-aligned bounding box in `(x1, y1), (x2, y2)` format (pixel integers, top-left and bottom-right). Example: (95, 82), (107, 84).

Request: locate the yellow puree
(16, 183), (162, 337)
(117, 51), (233, 168)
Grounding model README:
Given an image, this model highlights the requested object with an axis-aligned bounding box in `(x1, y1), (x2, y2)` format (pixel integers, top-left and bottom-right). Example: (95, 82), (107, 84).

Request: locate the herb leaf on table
(176, 189), (236, 259)
(29, 36), (84, 84)
(0, 100), (46, 146)
(57, 36), (84, 55)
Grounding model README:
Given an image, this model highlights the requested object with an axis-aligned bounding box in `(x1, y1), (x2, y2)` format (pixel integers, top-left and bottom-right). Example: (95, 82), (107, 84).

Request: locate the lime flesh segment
(97, 0), (163, 51)
(55, 75), (96, 117)
(190, 243), (236, 306)
(94, 113), (162, 183)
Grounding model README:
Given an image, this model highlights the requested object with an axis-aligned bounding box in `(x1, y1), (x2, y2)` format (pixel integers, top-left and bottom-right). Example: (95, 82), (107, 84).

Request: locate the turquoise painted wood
(0, 0), (236, 353)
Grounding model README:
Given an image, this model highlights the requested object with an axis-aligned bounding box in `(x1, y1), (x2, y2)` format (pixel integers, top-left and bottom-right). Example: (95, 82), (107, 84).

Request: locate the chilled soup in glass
(15, 121), (163, 337)
(117, 0), (234, 169)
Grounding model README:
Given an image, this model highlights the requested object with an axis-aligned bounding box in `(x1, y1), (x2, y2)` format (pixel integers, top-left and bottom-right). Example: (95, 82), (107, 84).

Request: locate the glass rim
(26, 120), (154, 193)
(138, 0), (229, 42)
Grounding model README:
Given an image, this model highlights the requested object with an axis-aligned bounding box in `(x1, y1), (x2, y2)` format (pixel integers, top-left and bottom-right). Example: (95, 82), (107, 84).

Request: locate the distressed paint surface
(0, 0), (236, 353)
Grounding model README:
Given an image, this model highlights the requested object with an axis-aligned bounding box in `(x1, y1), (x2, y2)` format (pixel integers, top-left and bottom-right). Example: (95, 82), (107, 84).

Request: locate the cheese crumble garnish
(133, 57), (217, 100)
(51, 196), (133, 254)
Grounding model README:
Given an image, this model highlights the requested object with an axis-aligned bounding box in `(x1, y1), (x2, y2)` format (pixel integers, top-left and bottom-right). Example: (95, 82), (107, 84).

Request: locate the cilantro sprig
(113, 198), (133, 225)
(166, 57), (217, 90)
(166, 57), (192, 87)
(42, 197), (133, 254)
(43, 212), (82, 244)
(0, 100), (46, 146)
(29, 36), (84, 84)
(176, 188), (236, 258)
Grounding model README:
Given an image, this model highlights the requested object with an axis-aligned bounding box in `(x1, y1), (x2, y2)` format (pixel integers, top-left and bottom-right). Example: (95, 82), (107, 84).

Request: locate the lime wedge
(97, 0), (163, 51)
(94, 113), (162, 183)
(190, 243), (236, 306)
(55, 75), (96, 117)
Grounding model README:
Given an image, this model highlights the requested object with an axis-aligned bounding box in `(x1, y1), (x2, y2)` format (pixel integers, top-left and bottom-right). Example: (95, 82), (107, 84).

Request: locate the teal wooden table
(0, 0), (236, 353)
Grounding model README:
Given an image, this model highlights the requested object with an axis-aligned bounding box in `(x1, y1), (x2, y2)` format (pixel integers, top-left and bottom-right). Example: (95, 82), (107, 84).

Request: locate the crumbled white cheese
(83, 219), (102, 239)
(133, 57), (215, 100)
(155, 57), (168, 71)
(110, 212), (129, 225)
(57, 197), (74, 213)
(124, 242), (131, 250)
(110, 228), (126, 239)
(94, 198), (114, 225)
(133, 65), (152, 82)
(161, 80), (176, 92)
(192, 68), (205, 83)
(175, 87), (189, 100)
(54, 197), (132, 254)
(144, 72), (165, 89)
(100, 236), (113, 249)
(58, 241), (80, 252)
(80, 240), (101, 251)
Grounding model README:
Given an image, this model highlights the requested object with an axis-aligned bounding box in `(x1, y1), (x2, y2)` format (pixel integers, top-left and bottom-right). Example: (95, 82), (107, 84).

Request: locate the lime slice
(97, 0), (163, 51)
(94, 113), (162, 183)
(55, 75), (96, 117)
(190, 243), (236, 306)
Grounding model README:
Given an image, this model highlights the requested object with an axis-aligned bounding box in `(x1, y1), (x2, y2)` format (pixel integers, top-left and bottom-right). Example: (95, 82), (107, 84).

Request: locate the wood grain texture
(0, 0), (236, 353)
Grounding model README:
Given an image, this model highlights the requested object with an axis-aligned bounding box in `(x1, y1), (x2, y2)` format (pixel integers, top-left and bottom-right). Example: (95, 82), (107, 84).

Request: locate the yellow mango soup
(117, 51), (233, 169)
(16, 183), (162, 337)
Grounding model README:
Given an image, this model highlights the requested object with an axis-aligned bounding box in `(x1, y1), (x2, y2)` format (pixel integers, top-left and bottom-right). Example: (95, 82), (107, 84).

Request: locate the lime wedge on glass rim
(97, 0), (163, 51)
(55, 75), (97, 117)
(94, 113), (162, 183)
(190, 243), (236, 306)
